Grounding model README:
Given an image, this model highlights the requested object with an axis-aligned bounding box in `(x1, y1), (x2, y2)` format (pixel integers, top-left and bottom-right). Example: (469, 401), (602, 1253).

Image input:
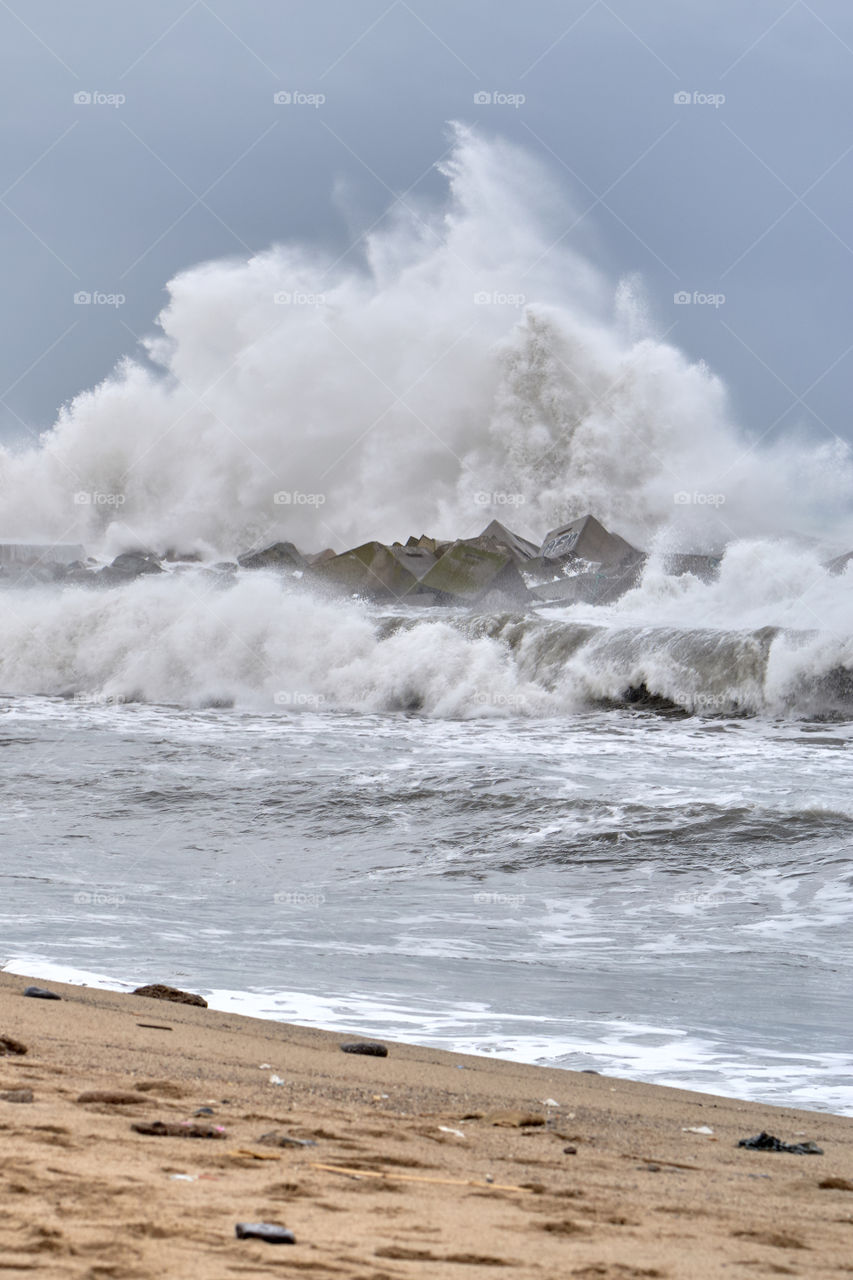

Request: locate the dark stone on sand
(819, 1177), (853, 1191)
(131, 1120), (225, 1138)
(194, 1106), (215, 1116)
(23, 986), (61, 1000)
(132, 984), (207, 1007)
(581, 1069), (599, 1074)
(258, 1130), (317, 1148)
(340, 1041), (389, 1058)
(738, 1131), (823, 1155)
(0, 1035), (27, 1056)
(235, 1222), (296, 1245)
(77, 1090), (144, 1105)
(562, 1145), (578, 1155)
(0, 1088), (33, 1103)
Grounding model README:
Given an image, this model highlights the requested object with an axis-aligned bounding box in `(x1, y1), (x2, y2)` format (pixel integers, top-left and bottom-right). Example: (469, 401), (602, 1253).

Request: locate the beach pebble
(235, 1222), (296, 1245)
(340, 1041), (388, 1057)
(269, 1074), (285, 1085)
(258, 1130), (317, 1148)
(0, 1036), (27, 1056)
(132, 983), (207, 1007)
(194, 1106), (215, 1116)
(738, 1131), (823, 1155)
(23, 986), (61, 1000)
(819, 1177), (853, 1191)
(563, 1145), (577, 1155)
(77, 1091), (144, 1105)
(0, 1088), (34, 1103)
(132, 1120), (225, 1139)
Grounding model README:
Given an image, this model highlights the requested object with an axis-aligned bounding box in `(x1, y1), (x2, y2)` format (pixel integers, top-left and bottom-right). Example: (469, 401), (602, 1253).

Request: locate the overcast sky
(2, 0), (852, 455)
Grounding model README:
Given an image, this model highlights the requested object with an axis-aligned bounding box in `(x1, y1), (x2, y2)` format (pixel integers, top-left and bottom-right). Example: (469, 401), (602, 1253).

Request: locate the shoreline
(2, 971), (852, 1277)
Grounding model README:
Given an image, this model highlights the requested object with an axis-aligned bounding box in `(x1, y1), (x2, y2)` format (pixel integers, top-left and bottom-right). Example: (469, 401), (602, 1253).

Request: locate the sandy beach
(0, 971), (851, 1279)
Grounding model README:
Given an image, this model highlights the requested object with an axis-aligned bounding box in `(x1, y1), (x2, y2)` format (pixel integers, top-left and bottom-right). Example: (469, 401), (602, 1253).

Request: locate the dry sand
(0, 971), (851, 1278)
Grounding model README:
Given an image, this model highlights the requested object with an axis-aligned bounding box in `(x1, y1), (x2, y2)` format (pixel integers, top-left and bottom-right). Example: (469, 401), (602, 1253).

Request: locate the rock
(235, 1222), (296, 1245)
(486, 1111), (545, 1128)
(819, 1177), (853, 1191)
(477, 520), (539, 562)
(23, 986), (61, 1000)
(540, 514), (640, 566)
(131, 1120), (225, 1138)
(0, 1035), (27, 1056)
(258, 1130), (317, 1148)
(563, 1145), (578, 1155)
(99, 551), (163, 584)
(738, 1131), (823, 1155)
(389, 544), (437, 578)
(0, 1089), (33, 1103)
(304, 548), (336, 565)
(132, 984), (207, 1007)
(76, 1091), (144, 1105)
(310, 542), (420, 600)
(163, 549), (202, 563)
(340, 1041), (389, 1058)
(414, 541), (529, 606)
(237, 541), (306, 571)
(405, 534), (439, 553)
(133, 1080), (189, 1097)
(194, 1107), (216, 1116)
(528, 514), (645, 605)
(825, 549), (853, 576)
(528, 558), (645, 606)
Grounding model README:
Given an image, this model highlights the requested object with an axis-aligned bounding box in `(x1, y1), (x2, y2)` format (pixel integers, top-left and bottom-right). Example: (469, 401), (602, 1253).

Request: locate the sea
(1, 567), (852, 1116)
(1, 126), (852, 1116)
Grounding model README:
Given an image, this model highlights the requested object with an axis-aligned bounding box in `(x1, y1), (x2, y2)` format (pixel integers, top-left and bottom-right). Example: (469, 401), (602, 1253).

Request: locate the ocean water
(1, 569), (852, 1116)
(1, 127), (852, 1115)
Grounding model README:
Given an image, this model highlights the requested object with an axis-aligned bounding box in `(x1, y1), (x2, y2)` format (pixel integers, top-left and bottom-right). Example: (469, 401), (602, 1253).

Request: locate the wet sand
(1, 970), (851, 1278)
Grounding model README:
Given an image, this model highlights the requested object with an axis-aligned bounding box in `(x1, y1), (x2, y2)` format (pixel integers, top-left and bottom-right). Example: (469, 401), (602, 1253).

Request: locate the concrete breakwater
(0, 515), (727, 608)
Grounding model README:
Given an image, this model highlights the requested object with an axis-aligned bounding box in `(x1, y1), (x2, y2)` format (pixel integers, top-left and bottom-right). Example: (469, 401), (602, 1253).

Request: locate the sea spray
(1, 125), (851, 555)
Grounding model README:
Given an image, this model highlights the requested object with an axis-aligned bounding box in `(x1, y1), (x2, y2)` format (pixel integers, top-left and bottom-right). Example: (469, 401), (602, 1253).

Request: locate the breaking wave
(1, 549), (852, 719)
